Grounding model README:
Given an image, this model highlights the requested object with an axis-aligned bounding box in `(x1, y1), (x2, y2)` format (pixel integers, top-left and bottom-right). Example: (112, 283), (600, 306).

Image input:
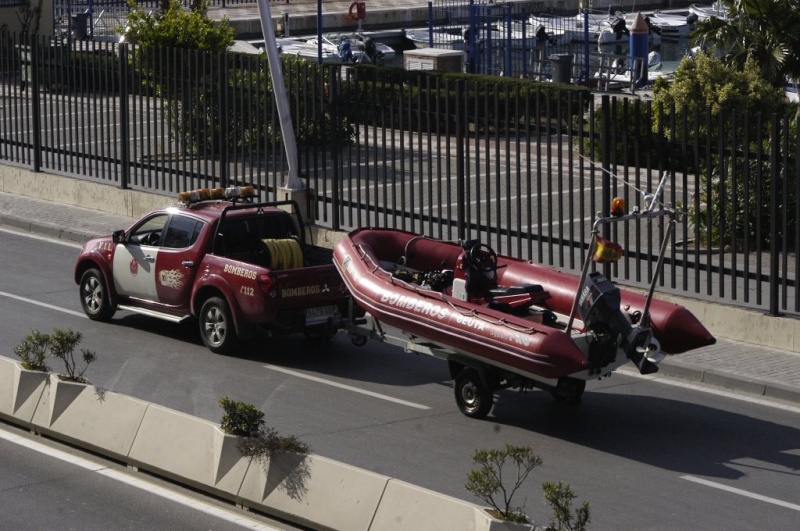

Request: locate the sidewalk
(2, 189), (800, 405)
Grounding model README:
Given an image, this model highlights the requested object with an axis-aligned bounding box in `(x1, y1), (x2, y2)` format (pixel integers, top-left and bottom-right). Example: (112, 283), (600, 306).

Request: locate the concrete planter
(0, 355), (544, 531)
(239, 452), (387, 531)
(127, 405), (249, 500)
(485, 513), (539, 530)
(0, 357), (49, 426)
(30, 374), (149, 461)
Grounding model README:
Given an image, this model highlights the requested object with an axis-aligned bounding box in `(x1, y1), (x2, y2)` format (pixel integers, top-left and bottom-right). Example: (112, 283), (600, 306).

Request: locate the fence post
(329, 64), (341, 231)
(600, 95), (612, 278)
(30, 36), (42, 172)
(769, 113), (781, 316)
(119, 44), (130, 190)
(218, 53), (229, 188)
(455, 78), (466, 241)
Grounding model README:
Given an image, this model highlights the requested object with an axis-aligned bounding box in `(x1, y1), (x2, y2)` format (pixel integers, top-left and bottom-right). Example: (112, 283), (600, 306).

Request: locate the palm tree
(691, 0), (800, 87)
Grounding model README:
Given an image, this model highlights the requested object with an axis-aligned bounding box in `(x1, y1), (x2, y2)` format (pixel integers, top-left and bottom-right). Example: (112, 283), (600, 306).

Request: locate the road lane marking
(681, 475), (800, 512)
(0, 226), (83, 247)
(0, 426), (280, 530)
(618, 368), (800, 414)
(263, 364), (431, 410)
(0, 289), (86, 319)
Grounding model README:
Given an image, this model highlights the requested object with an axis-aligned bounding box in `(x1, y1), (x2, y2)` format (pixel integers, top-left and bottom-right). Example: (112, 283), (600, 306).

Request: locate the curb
(0, 214), (97, 245)
(657, 360), (800, 405)
(0, 214), (93, 245)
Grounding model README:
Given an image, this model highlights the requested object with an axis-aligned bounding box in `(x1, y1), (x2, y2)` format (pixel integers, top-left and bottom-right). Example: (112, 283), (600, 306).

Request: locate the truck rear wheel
(199, 297), (238, 354)
(454, 368), (493, 419)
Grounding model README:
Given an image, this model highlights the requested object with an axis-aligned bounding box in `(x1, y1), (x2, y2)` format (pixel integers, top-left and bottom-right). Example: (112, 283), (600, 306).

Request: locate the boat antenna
(578, 154), (670, 212)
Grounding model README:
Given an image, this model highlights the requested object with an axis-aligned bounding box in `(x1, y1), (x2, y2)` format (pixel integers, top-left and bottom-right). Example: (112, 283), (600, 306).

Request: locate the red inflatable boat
(333, 212), (715, 418)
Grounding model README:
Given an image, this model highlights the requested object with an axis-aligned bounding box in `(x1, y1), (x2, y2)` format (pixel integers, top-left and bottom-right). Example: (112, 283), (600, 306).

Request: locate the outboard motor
(535, 25), (548, 43)
(578, 271), (660, 374)
(643, 15), (662, 35)
(362, 37), (384, 64)
(610, 17), (629, 37)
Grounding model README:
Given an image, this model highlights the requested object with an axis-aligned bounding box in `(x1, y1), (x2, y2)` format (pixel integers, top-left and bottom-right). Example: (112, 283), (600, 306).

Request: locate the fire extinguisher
(348, 1), (366, 21)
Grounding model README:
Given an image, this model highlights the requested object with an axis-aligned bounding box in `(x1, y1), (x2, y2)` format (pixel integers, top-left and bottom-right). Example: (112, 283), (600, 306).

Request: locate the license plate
(305, 305), (336, 318)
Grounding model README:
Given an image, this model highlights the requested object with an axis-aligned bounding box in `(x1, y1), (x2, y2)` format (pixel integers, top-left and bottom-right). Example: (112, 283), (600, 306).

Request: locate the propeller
(625, 328), (663, 375)
(637, 336), (665, 364)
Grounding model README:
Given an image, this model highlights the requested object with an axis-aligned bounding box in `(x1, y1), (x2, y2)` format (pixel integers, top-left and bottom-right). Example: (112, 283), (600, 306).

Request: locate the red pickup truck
(73, 188), (350, 353)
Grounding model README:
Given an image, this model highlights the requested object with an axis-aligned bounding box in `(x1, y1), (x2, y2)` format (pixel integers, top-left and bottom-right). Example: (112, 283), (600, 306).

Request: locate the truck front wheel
(79, 268), (116, 321)
(199, 297), (238, 354)
(454, 368), (493, 419)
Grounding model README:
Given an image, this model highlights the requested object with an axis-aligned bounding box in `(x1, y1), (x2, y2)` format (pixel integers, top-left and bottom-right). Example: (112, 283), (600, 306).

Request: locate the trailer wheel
(199, 297), (238, 354)
(350, 334), (368, 347)
(454, 368), (493, 419)
(550, 377), (585, 405)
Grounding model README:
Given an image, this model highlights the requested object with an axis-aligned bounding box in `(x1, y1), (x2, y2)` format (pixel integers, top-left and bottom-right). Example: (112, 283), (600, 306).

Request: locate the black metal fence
(1, 33), (798, 316)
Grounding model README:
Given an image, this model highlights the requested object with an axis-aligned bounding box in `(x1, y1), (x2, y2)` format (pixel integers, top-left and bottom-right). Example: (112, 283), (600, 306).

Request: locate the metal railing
(0, 33), (797, 317)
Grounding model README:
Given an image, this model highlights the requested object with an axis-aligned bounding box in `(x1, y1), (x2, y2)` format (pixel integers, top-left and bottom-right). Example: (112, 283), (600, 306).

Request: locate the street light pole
(255, 0), (304, 192)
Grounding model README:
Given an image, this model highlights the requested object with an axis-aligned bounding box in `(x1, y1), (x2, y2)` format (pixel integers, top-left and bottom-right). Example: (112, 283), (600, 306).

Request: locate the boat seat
(486, 284), (550, 303)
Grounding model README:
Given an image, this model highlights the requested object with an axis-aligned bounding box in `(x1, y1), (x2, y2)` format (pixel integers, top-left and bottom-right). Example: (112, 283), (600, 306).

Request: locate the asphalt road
(2, 227), (800, 530)
(0, 423), (301, 531)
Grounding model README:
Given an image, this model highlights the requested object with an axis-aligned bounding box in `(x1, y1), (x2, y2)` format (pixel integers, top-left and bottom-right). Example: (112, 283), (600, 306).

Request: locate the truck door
(154, 214), (206, 310)
(113, 213), (168, 301)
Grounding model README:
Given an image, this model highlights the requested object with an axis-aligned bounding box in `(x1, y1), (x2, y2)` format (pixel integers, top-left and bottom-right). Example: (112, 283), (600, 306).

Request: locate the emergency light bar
(177, 186), (255, 204)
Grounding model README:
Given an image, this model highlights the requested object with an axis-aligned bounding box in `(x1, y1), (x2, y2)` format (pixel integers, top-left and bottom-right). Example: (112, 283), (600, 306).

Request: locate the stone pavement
(2, 189), (800, 405)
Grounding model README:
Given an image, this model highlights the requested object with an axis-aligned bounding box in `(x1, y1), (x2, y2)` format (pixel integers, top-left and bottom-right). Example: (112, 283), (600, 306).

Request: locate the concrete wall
(0, 167), (172, 219)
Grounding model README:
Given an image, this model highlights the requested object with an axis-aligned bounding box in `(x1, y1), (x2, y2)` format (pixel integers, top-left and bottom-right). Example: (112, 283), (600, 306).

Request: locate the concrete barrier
(239, 453), (389, 531)
(370, 478), (496, 531)
(127, 404), (250, 500)
(1, 354), (524, 530)
(0, 357), (49, 427)
(29, 374), (150, 461)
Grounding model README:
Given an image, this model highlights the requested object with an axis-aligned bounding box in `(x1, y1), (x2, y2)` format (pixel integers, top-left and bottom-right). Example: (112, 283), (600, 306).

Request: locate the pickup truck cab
(74, 186), (350, 353)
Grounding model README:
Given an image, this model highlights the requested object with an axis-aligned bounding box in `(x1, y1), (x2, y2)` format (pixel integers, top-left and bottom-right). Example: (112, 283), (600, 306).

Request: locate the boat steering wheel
(468, 243), (498, 276)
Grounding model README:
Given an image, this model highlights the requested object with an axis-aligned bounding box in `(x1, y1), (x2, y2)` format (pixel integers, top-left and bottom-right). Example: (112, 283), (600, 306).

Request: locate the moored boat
(333, 190), (715, 418)
(689, 1), (733, 21)
(275, 33), (393, 64)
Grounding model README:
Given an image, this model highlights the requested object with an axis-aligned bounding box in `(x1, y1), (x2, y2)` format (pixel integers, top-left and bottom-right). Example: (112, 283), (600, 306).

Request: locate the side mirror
(112, 230), (126, 244)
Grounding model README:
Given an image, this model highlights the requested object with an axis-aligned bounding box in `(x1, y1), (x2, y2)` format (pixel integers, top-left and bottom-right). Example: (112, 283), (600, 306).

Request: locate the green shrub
(219, 394), (265, 436)
(543, 481), (590, 531)
(465, 443), (542, 523)
(13, 329), (50, 371)
(652, 52), (797, 248)
(218, 395), (309, 463)
(342, 66), (589, 136)
(13, 327), (96, 382)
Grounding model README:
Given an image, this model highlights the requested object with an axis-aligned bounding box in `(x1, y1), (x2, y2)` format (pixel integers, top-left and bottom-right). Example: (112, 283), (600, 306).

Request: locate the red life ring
(348, 1), (366, 21)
